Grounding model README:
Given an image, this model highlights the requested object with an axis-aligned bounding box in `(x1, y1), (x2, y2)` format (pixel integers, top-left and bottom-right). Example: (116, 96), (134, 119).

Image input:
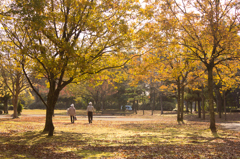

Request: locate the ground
(0, 110), (240, 158)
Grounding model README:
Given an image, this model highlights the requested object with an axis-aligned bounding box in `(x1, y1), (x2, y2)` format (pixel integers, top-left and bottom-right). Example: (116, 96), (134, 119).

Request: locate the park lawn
(0, 112), (240, 158)
(6, 109), (133, 116)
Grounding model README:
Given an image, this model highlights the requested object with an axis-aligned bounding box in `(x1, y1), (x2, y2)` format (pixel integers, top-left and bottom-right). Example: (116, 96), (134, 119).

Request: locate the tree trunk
(215, 87), (223, 118)
(43, 86), (60, 136)
(12, 95), (19, 118)
(237, 92), (239, 108)
(180, 85), (184, 121)
(143, 103), (144, 115)
(224, 91), (226, 121)
(133, 99), (135, 113)
(44, 105), (55, 136)
(160, 92), (163, 115)
(152, 89), (155, 115)
(3, 98), (8, 114)
(194, 101), (197, 112)
(202, 86), (205, 120)
(136, 100), (138, 114)
(218, 94), (222, 119)
(186, 101), (189, 113)
(190, 102), (192, 114)
(177, 77), (181, 122)
(208, 66), (216, 132)
(198, 96), (201, 118)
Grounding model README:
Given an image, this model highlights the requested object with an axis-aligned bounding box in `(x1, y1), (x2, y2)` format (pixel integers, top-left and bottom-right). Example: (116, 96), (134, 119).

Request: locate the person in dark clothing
(86, 102), (94, 123)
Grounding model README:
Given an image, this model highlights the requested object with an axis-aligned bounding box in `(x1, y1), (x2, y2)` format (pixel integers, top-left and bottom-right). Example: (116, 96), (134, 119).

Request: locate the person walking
(87, 102), (94, 123)
(67, 104), (76, 123)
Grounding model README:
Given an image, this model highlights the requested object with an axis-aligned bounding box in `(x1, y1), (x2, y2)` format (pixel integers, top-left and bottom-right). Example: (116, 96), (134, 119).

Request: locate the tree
(1, 0), (146, 136)
(163, 0), (240, 133)
(0, 77), (11, 114)
(0, 46), (28, 118)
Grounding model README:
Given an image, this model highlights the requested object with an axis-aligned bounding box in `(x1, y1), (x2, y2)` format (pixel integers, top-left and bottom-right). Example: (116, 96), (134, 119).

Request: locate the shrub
(17, 102), (23, 115)
(162, 101), (176, 111)
(55, 102), (68, 109)
(0, 110), (2, 114)
(28, 102), (45, 109)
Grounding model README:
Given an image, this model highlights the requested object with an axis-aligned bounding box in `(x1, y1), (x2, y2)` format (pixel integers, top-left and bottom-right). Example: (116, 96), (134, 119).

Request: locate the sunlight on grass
(0, 111), (240, 158)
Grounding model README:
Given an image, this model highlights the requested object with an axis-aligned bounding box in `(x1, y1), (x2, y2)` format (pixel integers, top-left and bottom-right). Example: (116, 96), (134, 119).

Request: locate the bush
(17, 102), (23, 115)
(28, 102), (45, 109)
(0, 110), (2, 114)
(161, 101), (176, 111)
(141, 101), (176, 111)
(55, 102), (68, 109)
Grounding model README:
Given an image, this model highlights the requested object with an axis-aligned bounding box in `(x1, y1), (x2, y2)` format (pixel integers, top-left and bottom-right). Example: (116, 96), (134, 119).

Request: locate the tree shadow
(1, 127), (240, 158)
(0, 130), (88, 158)
(178, 121), (185, 124)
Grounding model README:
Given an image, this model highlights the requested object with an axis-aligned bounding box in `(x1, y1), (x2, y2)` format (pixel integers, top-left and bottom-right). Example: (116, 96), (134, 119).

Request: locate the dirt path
(220, 123), (240, 132)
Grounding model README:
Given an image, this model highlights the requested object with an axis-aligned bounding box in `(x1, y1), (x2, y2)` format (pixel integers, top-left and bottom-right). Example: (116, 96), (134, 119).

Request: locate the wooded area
(0, 0), (239, 139)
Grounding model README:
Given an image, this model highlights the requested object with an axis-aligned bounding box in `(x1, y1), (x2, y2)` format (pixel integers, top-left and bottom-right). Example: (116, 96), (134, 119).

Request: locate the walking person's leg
(70, 116), (72, 123)
(71, 116), (74, 123)
(88, 112), (91, 123)
(90, 112), (93, 123)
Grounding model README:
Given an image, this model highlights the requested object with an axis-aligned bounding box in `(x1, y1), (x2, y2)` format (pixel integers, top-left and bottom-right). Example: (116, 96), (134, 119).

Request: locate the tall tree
(1, 0), (146, 136)
(163, 0), (240, 133)
(0, 46), (28, 118)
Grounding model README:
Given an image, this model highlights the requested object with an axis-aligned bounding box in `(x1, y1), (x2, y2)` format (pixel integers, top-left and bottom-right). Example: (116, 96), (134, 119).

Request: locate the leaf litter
(0, 113), (240, 158)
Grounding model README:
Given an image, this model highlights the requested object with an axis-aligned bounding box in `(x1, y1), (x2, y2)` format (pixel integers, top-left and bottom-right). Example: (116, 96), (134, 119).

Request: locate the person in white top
(67, 104), (76, 123)
(86, 102), (94, 123)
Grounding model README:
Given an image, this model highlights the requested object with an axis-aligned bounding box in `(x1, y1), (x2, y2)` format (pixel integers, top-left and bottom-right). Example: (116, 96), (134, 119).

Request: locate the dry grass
(0, 110), (240, 158)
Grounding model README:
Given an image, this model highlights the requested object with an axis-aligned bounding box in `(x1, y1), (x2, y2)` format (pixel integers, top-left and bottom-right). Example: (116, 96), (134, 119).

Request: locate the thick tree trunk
(44, 106), (55, 136)
(12, 95), (19, 118)
(208, 66), (216, 132)
(43, 87), (60, 136)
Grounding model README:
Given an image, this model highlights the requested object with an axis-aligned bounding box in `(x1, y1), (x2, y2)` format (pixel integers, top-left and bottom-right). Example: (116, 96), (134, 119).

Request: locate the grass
(3, 109), (134, 116)
(0, 110), (240, 158)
